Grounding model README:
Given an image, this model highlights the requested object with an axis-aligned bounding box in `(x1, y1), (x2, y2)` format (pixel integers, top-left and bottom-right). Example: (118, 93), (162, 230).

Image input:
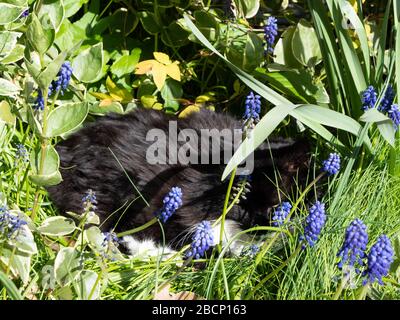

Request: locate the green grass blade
(0, 270), (23, 300)
(375, 0), (392, 84)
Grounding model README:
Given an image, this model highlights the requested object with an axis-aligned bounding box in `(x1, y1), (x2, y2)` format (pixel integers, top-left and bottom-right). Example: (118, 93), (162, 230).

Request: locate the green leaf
(161, 21), (191, 47)
(0, 44), (24, 64)
(45, 102), (89, 138)
(254, 68), (329, 104)
(63, 0), (90, 18)
(161, 78), (183, 111)
(38, 0), (65, 31)
(0, 2), (27, 25)
(26, 13), (55, 55)
(0, 247), (31, 285)
(0, 269), (23, 300)
(72, 43), (104, 83)
(74, 270), (100, 300)
(89, 101), (124, 115)
(138, 11), (162, 35)
(377, 120), (395, 147)
(0, 100), (16, 125)
(54, 247), (81, 286)
(84, 226), (104, 252)
(55, 19), (86, 52)
(273, 26), (303, 69)
(37, 51), (67, 91)
(359, 108), (390, 123)
(37, 216), (76, 236)
(294, 104), (372, 149)
(0, 31), (22, 59)
(226, 31), (264, 73)
(239, 0), (260, 18)
(291, 19), (322, 68)
(110, 48), (141, 78)
(10, 224), (38, 255)
(29, 145), (62, 186)
(0, 78), (21, 97)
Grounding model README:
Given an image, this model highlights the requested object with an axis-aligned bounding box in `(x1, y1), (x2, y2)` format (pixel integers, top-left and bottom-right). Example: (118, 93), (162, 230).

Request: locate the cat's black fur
(47, 108), (310, 249)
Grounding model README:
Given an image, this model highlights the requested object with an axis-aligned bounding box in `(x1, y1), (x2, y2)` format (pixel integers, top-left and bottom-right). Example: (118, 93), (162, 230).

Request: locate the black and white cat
(47, 108), (310, 256)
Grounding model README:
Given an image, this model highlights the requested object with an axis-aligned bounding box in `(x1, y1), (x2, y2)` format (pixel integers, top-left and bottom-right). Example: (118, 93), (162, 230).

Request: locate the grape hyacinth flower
(34, 89), (45, 111)
(0, 206), (27, 239)
(82, 189), (98, 212)
(337, 219), (368, 272)
(102, 231), (120, 248)
(21, 9), (29, 18)
(322, 153), (341, 175)
(15, 144), (29, 162)
(300, 201), (327, 247)
(241, 244), (260, 257)
(361, 85), (377, 111)
(363, 235), (394, 285)
(243, 91), (261, 122)
(388, 104), (400, 131)
(186, 221), (215, 259)
(156, 187), (183, 223)
(51, 61), (73, 95)
(378, 85), (395, 112)
(271, 202), (292, 227)
(264, 16), (278, 54)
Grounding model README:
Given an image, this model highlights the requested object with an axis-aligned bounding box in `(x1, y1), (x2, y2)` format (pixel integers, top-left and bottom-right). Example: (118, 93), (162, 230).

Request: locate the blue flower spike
(378, 85), (395, 112)
(337, 219), (368, 272)
(272, 201), (292, 227)
(264, 16), (278, 54)
(322, 153), (341, 175)
(157, 187), (183, 223)
(388, 104), (400, 131)
(300, 201), (327, 248)
(363, 235), (394, 285)
(361, 85), (377, 111)
(0, 206), (27, 239)
(243, 91), (261, 122)
(186, 221), (215, 259)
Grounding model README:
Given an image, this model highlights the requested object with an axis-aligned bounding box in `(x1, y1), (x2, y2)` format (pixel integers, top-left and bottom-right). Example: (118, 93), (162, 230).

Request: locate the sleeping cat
(47, 108), (310, 256)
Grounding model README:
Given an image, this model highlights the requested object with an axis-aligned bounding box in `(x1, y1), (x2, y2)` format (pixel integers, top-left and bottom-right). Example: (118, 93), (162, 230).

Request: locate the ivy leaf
(37, 216), (76, 236)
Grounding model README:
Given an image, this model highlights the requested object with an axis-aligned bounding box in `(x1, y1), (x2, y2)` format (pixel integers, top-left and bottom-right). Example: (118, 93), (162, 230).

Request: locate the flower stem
(357, 284), (370, 300)
(116, 217), (158, 237)
(333, 273), (350, 300)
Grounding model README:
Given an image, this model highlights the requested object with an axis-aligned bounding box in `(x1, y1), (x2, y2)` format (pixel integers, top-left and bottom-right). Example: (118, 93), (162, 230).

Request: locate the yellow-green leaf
(154, 52), (171, 65)
(106, 76), (133, 103)
(152, 61), (167, 90)
(0, 100), (16, 125)
(90, 92), (113, 100)
(179, 105), (200, 118)
(166, 62), (181, 82)
(135, 59), (156, 74)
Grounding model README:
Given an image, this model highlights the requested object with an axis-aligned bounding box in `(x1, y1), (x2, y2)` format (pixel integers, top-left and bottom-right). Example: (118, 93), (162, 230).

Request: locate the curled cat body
(47, 108), (310, 256)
